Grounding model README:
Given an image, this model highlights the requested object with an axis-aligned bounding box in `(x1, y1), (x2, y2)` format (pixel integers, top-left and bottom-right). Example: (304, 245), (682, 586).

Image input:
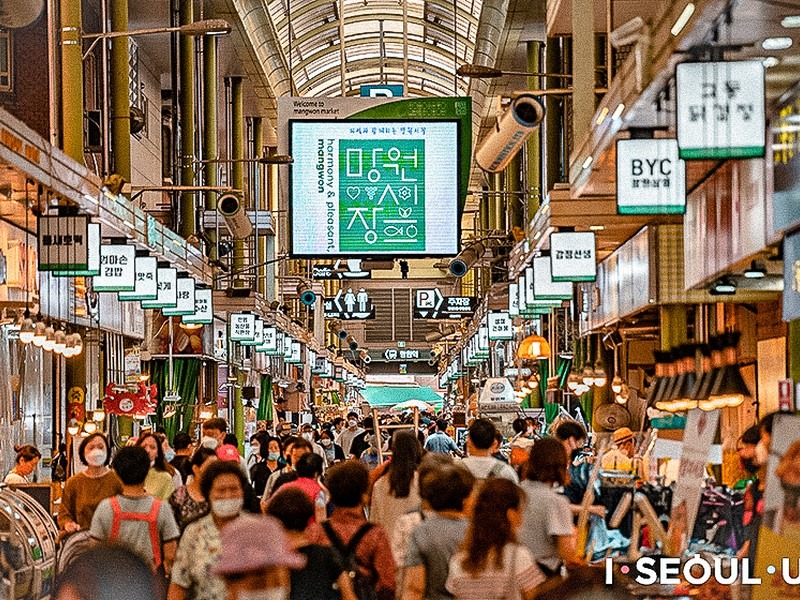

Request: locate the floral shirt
(169, 486), (210, 532)
(170, 514), (226, 600)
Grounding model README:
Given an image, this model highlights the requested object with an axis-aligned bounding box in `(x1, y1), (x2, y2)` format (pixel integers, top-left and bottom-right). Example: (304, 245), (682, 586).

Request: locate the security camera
(329, 320), (348, 340)
(475, 94), (545, 173)
(347, 335), (359, 351)
(359, 349), (371, 364)
(449, 242), (485, 278)
(217, 193), (253, 239)
(296, 280), (316, 306)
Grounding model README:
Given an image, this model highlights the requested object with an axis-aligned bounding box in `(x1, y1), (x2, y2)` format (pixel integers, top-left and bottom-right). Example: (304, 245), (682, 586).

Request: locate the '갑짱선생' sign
(550, 232), (596, 282)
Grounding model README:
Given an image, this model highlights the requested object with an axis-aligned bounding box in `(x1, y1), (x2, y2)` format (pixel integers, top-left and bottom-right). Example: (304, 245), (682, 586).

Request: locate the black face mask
(741, 457), (759, 474)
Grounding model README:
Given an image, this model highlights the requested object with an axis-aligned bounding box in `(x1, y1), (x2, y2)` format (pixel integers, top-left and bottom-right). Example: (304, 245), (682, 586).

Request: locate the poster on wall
(753, 414), (800, 600)
(676, 60), (765, 160)
(278, 96), (472, 259)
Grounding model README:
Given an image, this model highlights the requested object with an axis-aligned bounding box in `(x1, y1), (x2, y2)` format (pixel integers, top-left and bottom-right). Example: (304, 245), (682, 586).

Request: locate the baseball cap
(216, 444), (241, 462)
(212, 515), (306, 575)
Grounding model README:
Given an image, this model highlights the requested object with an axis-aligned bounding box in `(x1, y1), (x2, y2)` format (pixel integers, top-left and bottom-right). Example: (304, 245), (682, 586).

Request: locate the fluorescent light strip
(782, 15), (800, 29)
(671, 3), (695, 36)
(582, 156), (594, 170)
(595, 107), (609, 126)
(612, 103), (625, 120)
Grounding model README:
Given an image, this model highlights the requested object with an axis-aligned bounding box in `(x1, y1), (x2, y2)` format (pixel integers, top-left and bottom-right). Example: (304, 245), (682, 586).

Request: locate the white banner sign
(181, 287), (213, 324)
(118, 256), (158, 301)
(550, 232), (596, 282)
(533, 256), (573, 300)
(508, 282), (519, 316)
(242, 318), (264, 346)
(676, 60), (765, 160)
(488, 312), (513, 340)
(616, 138), (686, 215)
(38, 215), (90, 271)
(163, 276), (196, 316)
(94, 244), (136, 292)
(142, 267), (178, 309)
(230, 313), (256, 342)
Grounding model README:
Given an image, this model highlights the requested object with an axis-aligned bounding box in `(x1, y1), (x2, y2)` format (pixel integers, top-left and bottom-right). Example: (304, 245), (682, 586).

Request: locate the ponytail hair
(14, 445), (42, 464)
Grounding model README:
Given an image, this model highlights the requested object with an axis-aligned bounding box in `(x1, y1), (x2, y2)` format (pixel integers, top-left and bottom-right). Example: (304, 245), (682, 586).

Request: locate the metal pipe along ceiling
(232, 0), (294, 99)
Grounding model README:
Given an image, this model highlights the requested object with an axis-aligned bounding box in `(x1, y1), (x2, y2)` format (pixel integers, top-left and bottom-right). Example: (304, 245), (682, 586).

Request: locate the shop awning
(360, 385), (443, 408)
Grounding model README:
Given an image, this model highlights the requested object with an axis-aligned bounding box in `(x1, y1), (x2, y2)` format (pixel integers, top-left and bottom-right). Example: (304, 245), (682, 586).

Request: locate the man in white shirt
(337, 411), (364, 458)
(460, 418), (518, 483)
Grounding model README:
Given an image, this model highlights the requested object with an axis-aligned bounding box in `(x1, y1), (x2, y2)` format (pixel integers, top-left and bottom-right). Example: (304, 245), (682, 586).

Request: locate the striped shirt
(446, 543), (545, 600)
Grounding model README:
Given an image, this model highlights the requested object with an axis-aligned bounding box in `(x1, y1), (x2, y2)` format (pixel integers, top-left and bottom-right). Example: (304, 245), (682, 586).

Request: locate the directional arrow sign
(324, 288), (376, 319)
(414, 288), (475, 319)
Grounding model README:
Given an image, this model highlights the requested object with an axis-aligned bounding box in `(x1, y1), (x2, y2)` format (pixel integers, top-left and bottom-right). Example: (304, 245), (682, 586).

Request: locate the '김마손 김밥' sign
(93, 244), (136, 292)
(676, 60), (765, 160)
(289, 120), (459, 257)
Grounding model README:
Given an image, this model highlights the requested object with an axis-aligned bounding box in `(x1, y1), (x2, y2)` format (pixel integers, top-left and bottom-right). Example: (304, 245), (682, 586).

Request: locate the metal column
(59, 0), (83, 162)
(202, 35), (218, 260)
(526, 41), (542, 216)
(178, 0), (196, 238)
(571, 0), (595, 145)
(507, 155), (523, 230)
(110, 0), (131, 182)
(230, 77), (245, 283)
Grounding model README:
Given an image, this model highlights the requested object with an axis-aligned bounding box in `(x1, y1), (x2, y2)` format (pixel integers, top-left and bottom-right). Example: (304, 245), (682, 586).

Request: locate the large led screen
(289, 120), (460, 257)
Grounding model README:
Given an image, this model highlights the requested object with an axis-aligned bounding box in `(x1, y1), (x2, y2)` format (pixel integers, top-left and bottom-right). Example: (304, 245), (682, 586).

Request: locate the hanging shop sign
(141, 266), (178, 309)
(360, 84), (404, 97)
(229, 312), (256, 343)
(312, 259), (371, 280)
(676, 60), (765, 160)
(324, 288), (376, 319)
(283, 336), (294, 360)
(287, 340), (302, 364)
(257, 326), (278, 354)
(379, 348), (425, 362)
(550, 232), (596, 282)
(477, 322), (490, 358)
(54, 222), (100, 276)
(118, 255), (158, 301)
(532, 255), (573, 300)
(508, 282), (519, 317)
(667, 408), (721, 552)
(181, 287), (213, 325)
(38, 215), (90, 271)
(479, 377), (515, 404)
(616, 138), (686, 215)
(102, 382), (157, 416)
(275, 330), (286, 356)
(414, 288), (476, 319)
(488, 312), (513, 340)
(335, 366), (345, 382)
(162, 276), (196, 316)
(784, 229), (800, 322)
(93, 244), (136, 292)
(241, 318), (264, 347)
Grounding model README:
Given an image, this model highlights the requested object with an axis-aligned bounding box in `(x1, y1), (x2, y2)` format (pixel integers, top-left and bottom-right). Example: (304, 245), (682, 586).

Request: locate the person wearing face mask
(338, 412), (364, 458)
(213, 514), (306, 600)
(733, 425), (761, 489)
(252, 437), (284, 501)
(300, 424), (329, 470)
(169, 447), (216, 532)
(58, 434), (123, 537)
(137, 432), (179, 500)
(168, 460), (250, 600)
(260, 438), (313, 509)
(318, 429), (345, 465)
(5, 444), (41, 484)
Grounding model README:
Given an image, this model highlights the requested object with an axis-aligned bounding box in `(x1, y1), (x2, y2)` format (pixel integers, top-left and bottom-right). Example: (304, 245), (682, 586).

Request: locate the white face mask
(250, 445), (260, 457)
(211, 497), (244, 518)
(320, 438), (332, 447)
(86, 448), (107, 467)
(237, 588), (290, 600)
(755, 440), (769, 466)
(348, 419), (358, 429)
(301, 432), (314, 442)
(201, 436), (219, 450)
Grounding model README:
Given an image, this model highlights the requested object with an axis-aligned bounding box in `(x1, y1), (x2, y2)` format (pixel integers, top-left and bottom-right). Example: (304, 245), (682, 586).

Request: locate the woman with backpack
(446, 478), (545, 600)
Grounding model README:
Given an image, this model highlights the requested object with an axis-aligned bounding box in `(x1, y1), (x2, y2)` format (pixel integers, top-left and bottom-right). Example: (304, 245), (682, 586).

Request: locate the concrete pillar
(571, 0), (595, 146)
(526, 41), (542, 216)
(544, 37), (563, 190)
(230, 77), (245, 284)
(59, 0), (83, 162)
(178, 0), (196, 238)
(110, 0), (131, 182)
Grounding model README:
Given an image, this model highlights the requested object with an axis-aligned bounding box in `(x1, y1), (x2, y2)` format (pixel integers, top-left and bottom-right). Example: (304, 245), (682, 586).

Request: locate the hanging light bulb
(42, 324), (56, 351)
(707, 332), (751, 410)
(528, 376), (539, 389)
(53, 329), (67, 354)
(611, 376), (623, 394)
(574, 383), (590, 396)
(615, 383), (630, 404)
(567, 370), (580, 391)
(83, 420), (97, 434)
(593, 362), (607, 387)
(19, 315), (35, 344)
(67, 418), (80, 436)
(32, 321), (47, 347)
(72, 333), (84, 356)
(62, 334), (76, 358)
(581, 362), (595, 386)
(92, 409), (106, 422)
(179, 321), (202, 332)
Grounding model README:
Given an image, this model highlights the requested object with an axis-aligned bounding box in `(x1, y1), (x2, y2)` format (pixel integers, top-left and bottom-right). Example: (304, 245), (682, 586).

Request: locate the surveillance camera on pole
(296, 280), (316, 306)
(217, 193), (253, 239)
(475, 94), (545, 173)
(347, 335), (359, 351)
(448, 241), (485, 278)
(329, 320), (348, 340)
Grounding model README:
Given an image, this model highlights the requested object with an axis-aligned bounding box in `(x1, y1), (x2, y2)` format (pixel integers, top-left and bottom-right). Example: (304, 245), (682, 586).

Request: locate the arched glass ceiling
(264, 0), (484, 97)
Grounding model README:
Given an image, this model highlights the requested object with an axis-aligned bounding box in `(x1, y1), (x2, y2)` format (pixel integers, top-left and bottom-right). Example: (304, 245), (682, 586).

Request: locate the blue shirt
(424, 432), (459, 454)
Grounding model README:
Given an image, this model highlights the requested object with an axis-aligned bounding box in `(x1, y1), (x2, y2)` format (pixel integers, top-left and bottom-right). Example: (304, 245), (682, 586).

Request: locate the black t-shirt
(290, 544), (345, 600)
(170, 455), (191, 484)
(250, 461), (274, 498)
